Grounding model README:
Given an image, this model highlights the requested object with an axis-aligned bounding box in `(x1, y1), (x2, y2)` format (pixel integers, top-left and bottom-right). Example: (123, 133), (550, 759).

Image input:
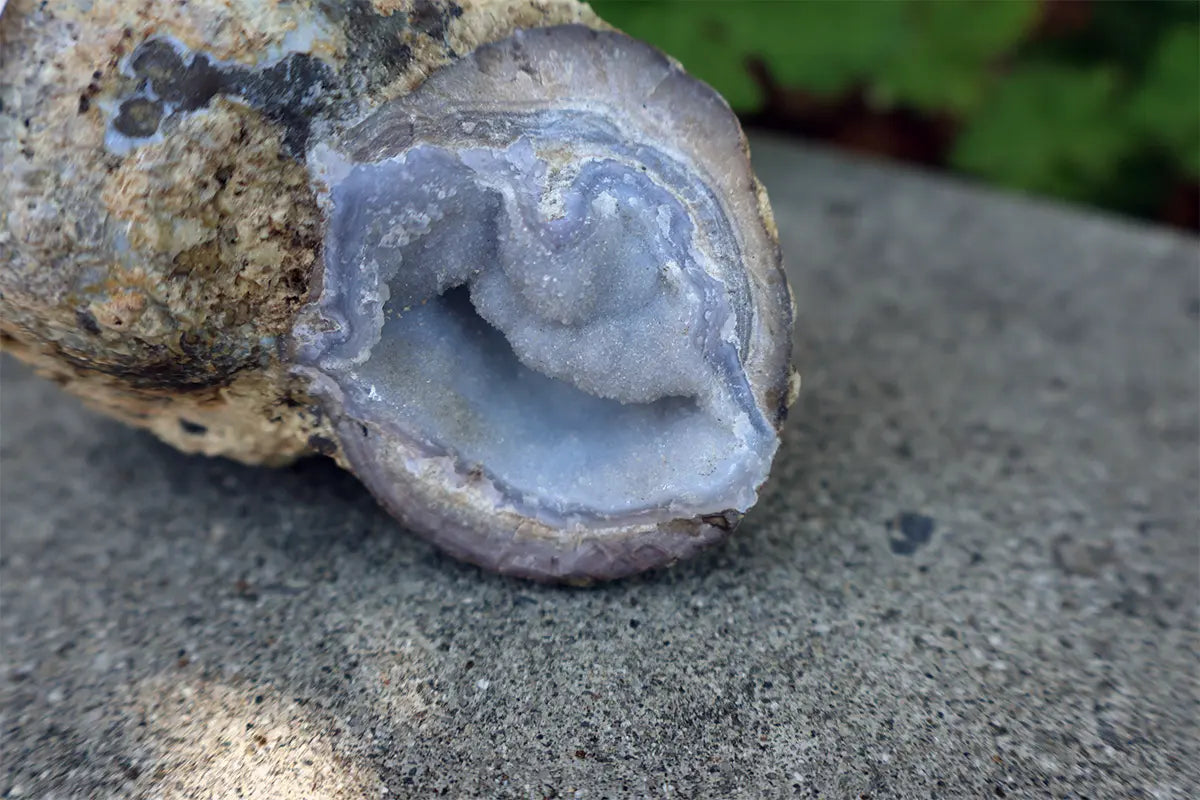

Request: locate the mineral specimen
(0, 1), (794, 581)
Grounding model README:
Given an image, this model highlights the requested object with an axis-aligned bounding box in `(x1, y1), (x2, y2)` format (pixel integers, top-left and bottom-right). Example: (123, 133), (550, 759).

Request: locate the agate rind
(288, 26), (792, 581)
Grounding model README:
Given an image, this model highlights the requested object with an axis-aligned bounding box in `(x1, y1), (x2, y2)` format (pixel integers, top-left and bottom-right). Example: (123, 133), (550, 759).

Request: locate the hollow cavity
(298, 134), (775, 521)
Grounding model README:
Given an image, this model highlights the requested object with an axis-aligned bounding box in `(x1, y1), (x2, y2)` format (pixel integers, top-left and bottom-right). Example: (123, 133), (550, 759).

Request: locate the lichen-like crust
(1, 0), (597, 462)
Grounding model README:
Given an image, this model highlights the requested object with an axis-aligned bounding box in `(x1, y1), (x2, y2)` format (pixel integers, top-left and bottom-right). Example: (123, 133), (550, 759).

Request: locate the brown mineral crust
(1, 0), (603, 464)
(0, 0), (338, 462)
(49, 1), (350, 66)
(342, 0), (604, 112)
(0, 329), (329, 465)
(2, 89), (324, 459)
(97, 97), (322, 365)
(445, 0), (602, 60)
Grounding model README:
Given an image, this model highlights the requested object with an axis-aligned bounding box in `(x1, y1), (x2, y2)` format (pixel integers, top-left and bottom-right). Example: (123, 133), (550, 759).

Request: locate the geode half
(0, 1), (795, 582)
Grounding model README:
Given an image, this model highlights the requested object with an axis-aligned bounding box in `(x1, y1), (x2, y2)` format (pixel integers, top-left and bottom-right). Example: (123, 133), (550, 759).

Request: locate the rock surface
(0, 0), (597, 464)
(2, 137), (1197, 798)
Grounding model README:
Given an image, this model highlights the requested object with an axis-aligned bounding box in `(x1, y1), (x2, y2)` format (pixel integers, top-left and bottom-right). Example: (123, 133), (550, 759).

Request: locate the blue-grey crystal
(287, 26), (793, 581)
(297, 122), (774, 520)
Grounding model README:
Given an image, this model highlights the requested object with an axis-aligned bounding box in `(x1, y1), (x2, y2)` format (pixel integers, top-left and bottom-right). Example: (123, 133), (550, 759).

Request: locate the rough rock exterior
(0, 0), (598, 463)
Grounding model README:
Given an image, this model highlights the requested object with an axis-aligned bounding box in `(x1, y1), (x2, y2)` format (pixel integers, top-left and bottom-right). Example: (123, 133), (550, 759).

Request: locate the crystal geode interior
(307, 133), (772, 519)
(291, 26), (789, 575)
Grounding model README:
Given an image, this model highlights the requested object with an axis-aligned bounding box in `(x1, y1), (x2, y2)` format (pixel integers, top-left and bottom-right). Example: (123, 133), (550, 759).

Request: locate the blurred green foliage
(591, 0), (1199, 222)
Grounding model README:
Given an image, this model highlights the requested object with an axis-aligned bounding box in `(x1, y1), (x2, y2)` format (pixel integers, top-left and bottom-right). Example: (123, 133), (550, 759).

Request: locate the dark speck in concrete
(1113, 589), (1144, 617)
(825, 199), (859, 218)
(1052, 535), (1115, 577)
(888, 511), (935, 555)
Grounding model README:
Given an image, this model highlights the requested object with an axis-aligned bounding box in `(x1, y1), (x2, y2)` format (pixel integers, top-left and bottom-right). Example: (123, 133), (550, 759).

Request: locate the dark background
(593, 0), (1199, 231)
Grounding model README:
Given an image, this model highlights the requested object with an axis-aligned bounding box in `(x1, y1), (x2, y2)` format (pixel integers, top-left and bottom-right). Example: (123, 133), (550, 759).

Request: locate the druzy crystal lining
(282, 24), (794, 579)
(294, 119), (775, 522)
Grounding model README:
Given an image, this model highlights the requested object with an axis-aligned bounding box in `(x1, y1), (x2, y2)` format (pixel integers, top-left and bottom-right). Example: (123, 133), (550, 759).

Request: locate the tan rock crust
(1, 0), (599, 463)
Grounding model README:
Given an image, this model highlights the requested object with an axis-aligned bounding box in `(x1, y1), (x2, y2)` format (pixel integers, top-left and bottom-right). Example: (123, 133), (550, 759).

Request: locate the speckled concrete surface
(2, 137), (1197, 799)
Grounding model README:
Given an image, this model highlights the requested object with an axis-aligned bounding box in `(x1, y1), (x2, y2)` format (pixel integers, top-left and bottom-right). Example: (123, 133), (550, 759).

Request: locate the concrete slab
(2, 136), (1197, 798)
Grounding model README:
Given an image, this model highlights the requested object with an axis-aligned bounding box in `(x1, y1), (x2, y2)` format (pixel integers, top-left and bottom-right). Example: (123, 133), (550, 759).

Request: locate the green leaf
(874, 0), (1040, 113)
(740, 2), (905, 95)
(951, 64), (1136, 202)
(1128, 26), (1200, 177)
(592, 0), (1038, 114)
(590, 1), (908, 111)
(590, 1), (766, 111)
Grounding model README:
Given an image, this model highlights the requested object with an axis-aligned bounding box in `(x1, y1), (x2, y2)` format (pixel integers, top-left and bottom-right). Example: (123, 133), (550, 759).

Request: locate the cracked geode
(289, 27), (792, 580)
(1, 2), (792, 583)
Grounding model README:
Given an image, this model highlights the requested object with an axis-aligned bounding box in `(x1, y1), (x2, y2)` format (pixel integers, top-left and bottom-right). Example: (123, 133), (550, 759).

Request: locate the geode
(0, 0), (795, 582)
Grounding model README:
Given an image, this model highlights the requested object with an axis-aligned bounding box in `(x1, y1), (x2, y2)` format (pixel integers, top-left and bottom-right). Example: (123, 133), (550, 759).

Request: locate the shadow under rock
(2, 335), (892, 797)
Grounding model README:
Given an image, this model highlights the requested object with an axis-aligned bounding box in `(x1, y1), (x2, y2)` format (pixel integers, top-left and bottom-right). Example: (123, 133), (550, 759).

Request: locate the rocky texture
(2, 138), (1198, 797)
(3, 1), (793, 579)
(292, 25), (791, 580)
(0, 0), (596, 463)
(2, 2), (792, 577)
